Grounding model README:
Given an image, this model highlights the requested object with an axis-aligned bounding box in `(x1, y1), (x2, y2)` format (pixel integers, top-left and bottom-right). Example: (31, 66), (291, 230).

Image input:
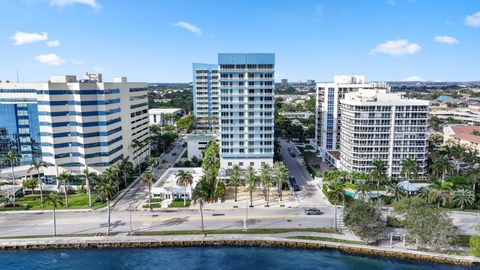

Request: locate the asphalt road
(112, 137), (186, 211)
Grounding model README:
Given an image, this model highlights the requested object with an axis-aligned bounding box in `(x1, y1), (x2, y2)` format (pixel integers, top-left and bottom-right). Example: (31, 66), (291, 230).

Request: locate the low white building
(151, 167), (203, 201)
(186, 133), (216, 160)
(279, 111), (313, 119)
(149, 108), (182, 126)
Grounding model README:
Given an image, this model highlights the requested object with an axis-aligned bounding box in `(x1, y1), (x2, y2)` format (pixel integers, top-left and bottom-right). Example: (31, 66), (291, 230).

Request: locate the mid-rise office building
(192, 63), (219, 130)
(218, 53), (275, 170)
(338, 89), (429, 178)
(0, 73), (149, 182)
(280, 79), (288, 87)
(315, 75), (390, 158)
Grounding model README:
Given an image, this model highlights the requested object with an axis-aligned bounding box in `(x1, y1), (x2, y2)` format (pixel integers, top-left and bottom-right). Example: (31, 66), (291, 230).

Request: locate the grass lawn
(149, 198), (162, 203)
(169, 199), (191, 208)
(13, 193), (106, 210)
(133, 228), (340, 236)
(287, 236), (364, 245)
(142, 203), (162, 208)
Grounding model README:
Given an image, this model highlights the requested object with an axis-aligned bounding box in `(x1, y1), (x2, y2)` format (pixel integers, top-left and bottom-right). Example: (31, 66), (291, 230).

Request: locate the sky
(0, 0), (479, 83)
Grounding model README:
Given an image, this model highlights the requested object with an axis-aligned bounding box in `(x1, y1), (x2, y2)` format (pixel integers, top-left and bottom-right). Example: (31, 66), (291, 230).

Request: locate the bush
(343, 200), (386, 243)
(471, 226), (480, 257)
(386, 215), (403, 228)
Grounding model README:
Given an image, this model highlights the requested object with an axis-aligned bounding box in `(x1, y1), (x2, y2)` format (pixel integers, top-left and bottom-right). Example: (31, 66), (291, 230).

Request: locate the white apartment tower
(339, 89), (429, 178)
(193, 63), (219, 130)
(315, 75), (390, 158)
(0, 73), (149, 181)
(218, 53), (275, 170)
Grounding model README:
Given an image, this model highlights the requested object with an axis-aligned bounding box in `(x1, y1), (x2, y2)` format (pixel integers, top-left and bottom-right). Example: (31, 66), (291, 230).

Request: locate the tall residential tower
(192, 63), (219, 130)
(218, 53), (275, 170)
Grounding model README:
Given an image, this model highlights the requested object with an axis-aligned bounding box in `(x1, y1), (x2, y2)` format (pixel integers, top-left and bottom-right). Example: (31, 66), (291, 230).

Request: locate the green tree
(116, 156), (133, 188)
(142, 172), (155, 211)
(432, 156), (453, 182)
(28, 161), (48, 207)
(394, 197), (457, 249)
(131, 139), (145, 173)
(192, 176), (211, 232)
(176, 170), (193, 206)
(326, 181), (346, 231)
(259, 163), (272, 207)
(466, 167), (480, 198)
(44, 193), (63, 236)
(371, 160), (386, 196)
(400, 156), (419, 182)
(343, 200), (386, 243)
(146, 156), (159, 170)
(430, 179), (453, 208)
(354, 180), (372, 201)
(57, 172), (71, 208)
(3, 151), (20, 206)
(245, 166), (257, 207)
(22, 178), (38, 194)
(274, 162), (289, 201)
(453, 189), (475, 210)
(228, 165), (242, 202)
(176, 114), (194, 133)
(96, 177), (115, 235)
(82, 167), (97, 208)
(386, 180), (406, 202)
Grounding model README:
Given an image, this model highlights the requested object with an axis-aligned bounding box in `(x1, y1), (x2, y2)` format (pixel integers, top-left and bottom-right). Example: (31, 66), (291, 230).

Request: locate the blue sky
(0, 0), (479, 82)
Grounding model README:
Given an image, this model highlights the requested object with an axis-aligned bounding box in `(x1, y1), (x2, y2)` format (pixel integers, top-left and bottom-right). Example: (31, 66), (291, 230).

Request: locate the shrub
(343, 200), (386, 243)
(471, 226), (480, 257)
(386, 215), (403, 228)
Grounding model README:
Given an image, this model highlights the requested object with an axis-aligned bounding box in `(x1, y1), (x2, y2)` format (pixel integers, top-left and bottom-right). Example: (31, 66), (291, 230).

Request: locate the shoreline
(0, 235), (478, 267)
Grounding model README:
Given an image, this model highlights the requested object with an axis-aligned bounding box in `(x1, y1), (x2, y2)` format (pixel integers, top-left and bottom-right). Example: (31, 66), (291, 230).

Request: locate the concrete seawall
(0, 236), (479, 267)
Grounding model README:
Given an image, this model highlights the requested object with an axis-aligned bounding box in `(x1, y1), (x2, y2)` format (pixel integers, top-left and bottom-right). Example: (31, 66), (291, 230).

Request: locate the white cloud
(11, 31), (48, 45)
(403, 76), (424, 82)
(34, 53), (65, 66)
(465, 11), (480, 27)
(370, 39), (421, 57)
(49, 0), (100, 10)
(387, 0), (395, 5)
(434, 35), (458, 45)
(173, 21), (203, 36)
(47, 40), (60, 47)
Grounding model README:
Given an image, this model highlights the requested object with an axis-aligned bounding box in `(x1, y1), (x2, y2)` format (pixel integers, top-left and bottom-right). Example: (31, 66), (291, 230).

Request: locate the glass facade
(0, 103), (41, 169)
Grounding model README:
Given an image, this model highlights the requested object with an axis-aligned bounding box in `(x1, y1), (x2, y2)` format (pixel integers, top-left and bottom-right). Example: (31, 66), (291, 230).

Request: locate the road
(112, 137), (186, 211)
(0, 207), (337, 237)
(278, 138), (329, 209)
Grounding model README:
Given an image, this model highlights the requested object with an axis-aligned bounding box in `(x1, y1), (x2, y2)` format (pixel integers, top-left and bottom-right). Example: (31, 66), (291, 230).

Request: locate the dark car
(293, 185), (300, 192)
(290, 152), (296, 157)
(305, 208), (323, 215)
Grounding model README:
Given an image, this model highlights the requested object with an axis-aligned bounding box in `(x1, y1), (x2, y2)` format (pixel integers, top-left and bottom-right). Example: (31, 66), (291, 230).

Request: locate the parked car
(293, 185), (300, 192)
(305, 208), (323, 215)
(290, 152), (296, 157)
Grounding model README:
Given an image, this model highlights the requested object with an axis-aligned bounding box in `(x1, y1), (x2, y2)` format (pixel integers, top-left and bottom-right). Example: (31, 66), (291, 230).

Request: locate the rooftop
(448, 125), (480, 144)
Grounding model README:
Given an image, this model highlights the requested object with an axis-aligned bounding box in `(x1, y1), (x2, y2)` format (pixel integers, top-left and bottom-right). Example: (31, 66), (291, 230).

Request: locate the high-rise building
(306, 80), (315, 85)
(338, 89), (429, 178)
(192, 63), (219, 130)
(0, 73), (149, 182)
(315, 75), (390, 159)
(218, 53), (275, 170)
(281, 79), (288, 87)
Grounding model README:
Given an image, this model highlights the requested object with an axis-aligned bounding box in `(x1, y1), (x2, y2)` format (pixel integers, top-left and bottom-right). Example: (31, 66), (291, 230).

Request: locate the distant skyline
(0, 0), (479, 82)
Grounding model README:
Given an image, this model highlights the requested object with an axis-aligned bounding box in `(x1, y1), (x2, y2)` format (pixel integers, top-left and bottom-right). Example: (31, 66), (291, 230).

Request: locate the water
(0, 246), (478, 270)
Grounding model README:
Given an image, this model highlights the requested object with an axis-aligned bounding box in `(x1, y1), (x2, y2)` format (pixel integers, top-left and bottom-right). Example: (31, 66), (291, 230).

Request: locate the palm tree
(103, 167), (119, 193)
(96, 177), (115, 235)
(82, 167), (97, 208)
(259, 164), (272, 207)
(466, 167), (480, 198)
(432, 156), (453, 182)
(142, 172), (155, 211)
(453, 189), (475, 210)
(326, 181), (346, 231)
(419, 187), (435, 204)
(57, 172), (70, 208)
(192, 177), (211, 233)
(22, 178), (38, 194)
(430, 179), (453, 208)
(370, 159), (386, 196)
(354, 180), (372, 201)
(4, 151), (20, 206)
(386, 180), (405, 202)
(228, 165), (241, 202)
(274, 162), (289, 201)
(44, 193), (63, 237)
(28, 161), (48, 207)
(176, 170), (193, 206)
(449, 144), (465, 171)
(400, 156), (419, 182)
(131, 140), (144, 173)
(245, 166), (257, 207)
(117, 156), (133, 187)
(146, 156), (158, 170)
